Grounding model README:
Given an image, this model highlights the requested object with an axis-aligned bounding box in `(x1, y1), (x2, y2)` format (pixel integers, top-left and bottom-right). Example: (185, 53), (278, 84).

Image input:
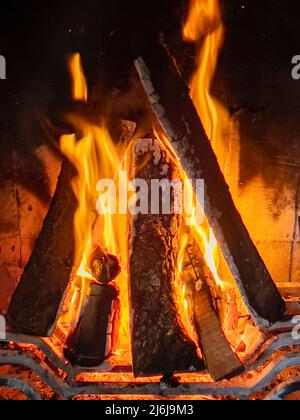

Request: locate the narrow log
(64, 249), (121, 367)
(129, 137), (202, 377)
(183, 238), (244, 381)
(64, 282), (119, 367)
(7, 160), (77, 337)
(134, 44), (285, 329)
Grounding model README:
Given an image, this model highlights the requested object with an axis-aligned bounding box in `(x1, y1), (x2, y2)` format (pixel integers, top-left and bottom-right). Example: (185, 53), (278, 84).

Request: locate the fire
(181, 165), (223, 288)
(174, 0), (231, 294)
(157, 131), (223, 290)
(68, 53), (88, 102)
(175, 233), (198, 343)
(183, 0), (231, 170)
(59, 54), (131, 362)
(59, 0), (230, 365)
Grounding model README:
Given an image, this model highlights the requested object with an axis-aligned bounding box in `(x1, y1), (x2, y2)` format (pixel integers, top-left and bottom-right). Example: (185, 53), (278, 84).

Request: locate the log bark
(7, 160), (77, 337)
(129, 137), (202, 377)
(134, 44), (285, 329)
(184, 239), (244, 382)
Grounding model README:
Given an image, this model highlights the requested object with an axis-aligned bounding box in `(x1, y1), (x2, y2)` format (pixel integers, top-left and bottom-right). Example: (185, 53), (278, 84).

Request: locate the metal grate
(1, 320), (300, 400)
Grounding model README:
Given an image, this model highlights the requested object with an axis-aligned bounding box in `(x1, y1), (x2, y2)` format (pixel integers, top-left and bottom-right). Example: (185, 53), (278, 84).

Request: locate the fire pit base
(1, 318), (300, 400)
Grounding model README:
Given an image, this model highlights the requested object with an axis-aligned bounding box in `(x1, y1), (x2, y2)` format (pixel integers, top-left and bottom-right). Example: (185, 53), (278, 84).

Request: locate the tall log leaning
(129, 137), (202, 377)
(134, 44), (285, 329)
(7, 160), (77, 337)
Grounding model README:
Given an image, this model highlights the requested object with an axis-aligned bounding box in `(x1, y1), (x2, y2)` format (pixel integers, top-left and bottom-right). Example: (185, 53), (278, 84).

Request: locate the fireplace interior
(0, 0), (300, 401)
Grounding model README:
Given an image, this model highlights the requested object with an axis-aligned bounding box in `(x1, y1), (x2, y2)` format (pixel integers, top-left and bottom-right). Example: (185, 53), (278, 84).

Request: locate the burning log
(64, 247), (121, 367)
(129, 137), (202, 377)
(134, 43), (285, 329)
(7, 161), (77, 337)
(64, 283), (119, 368)
(183, 238), (244, 382)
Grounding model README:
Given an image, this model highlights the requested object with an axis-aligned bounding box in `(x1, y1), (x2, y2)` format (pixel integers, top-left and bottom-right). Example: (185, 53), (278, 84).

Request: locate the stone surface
(0, 143), (61, 314)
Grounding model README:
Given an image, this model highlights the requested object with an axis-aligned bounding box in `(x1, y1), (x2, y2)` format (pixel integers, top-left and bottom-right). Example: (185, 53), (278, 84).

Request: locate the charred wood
(134, 44), (285, 328)
(64, 282), (119, 367)
(129, 137), (202, 377)
(184, 239), (244, 382)
(7, 160), (77, 337)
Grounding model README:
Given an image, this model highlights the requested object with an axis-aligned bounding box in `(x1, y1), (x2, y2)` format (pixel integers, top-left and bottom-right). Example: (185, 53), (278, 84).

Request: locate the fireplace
(0, 0), (300, 401)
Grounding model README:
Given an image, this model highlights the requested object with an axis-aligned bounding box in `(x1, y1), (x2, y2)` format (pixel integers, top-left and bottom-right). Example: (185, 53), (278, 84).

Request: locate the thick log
(134, 44), (285, 329)
(7, 160), (77, 337)
(129, 137), (202, 377)
(184, 239), (244, 382)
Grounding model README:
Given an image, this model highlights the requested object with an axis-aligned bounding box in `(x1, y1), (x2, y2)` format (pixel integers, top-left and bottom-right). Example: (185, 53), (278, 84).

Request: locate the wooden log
(129, 137), (202, 377)
(64, 248), (121, 367)
(183, 238), (244, 382)
(134, 44), (285, 329)
(7, 160), (77, 337)
(64, 282), (119, 367)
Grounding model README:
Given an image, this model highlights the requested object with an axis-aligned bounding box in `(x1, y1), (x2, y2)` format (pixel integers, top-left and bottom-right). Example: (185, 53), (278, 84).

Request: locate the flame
(174, 0), (230, 293)
(68, 53), (88, 102)
(181, 161), (223, 287)
(59, 54), (131, 362)
(183, 0), (231, 169)
(156, 131), (223, 290)
(59, 4), (230, 365)
(175, 233), (198, 343)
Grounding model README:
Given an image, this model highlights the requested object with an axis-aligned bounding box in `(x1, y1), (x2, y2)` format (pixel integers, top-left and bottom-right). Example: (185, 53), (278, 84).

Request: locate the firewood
(183, 238), (244, 382)
(64, 283), (119, 368)
(134, 43), (285, 329)
(7, 160), (77, 337)
(64, 282), (119, 367)
(129, 137), (202, 377)
(64, 248), (121, 367)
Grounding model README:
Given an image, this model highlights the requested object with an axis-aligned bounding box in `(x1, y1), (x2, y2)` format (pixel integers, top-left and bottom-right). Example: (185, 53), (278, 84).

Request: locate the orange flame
(59, 54), (131, 362)
(156, 131), (223, 290)
(183, 0), (231, 169)
(68, 53), (88, 102)
(174, 0), (231, 294)
(60, 8), (230, 362)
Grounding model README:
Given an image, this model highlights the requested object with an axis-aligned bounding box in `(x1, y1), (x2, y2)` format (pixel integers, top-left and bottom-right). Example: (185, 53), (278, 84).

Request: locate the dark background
(0, 0), (300, 200)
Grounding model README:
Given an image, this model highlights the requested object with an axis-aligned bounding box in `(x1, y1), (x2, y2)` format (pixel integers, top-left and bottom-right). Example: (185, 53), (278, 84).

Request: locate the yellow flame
(183, 0), (230, 168)
(175, 233), (197, 342)
(59, 54), (131, 362)
(176, 0), (230, 291)
(156, 131), (223, 289)
(60, 24), (229, 361)
(68, 53), (88, 102)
